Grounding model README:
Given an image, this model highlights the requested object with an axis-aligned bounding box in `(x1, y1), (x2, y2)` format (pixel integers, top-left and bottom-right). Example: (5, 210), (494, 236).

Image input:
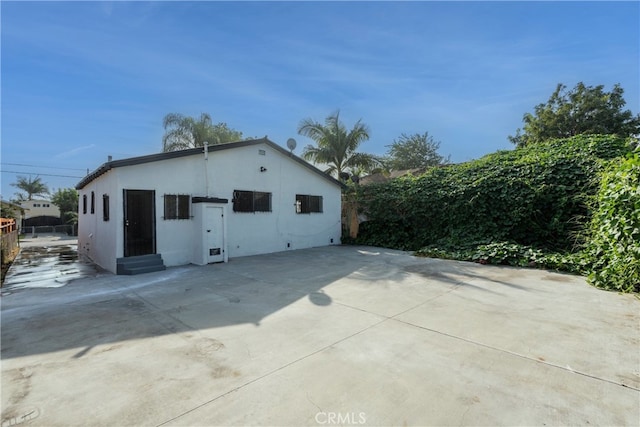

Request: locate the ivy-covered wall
(585, 149), (640, 292)
(352, 135), (632, 253)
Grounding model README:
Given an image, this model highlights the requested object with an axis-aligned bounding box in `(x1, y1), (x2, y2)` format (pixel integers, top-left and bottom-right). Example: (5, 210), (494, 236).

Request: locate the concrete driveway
(1, 246), (638, 426)
(2, 234), (98, 293)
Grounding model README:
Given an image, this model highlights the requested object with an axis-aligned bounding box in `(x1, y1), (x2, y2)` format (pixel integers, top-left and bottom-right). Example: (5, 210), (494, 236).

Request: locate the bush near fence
(1, 218), (19, 266)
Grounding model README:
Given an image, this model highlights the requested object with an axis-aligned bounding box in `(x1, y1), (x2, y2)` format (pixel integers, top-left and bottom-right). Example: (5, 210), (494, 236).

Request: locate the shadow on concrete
(1, 246), (385, 359)
(403, 261), (534, 292)
(0, 244), (541, 360)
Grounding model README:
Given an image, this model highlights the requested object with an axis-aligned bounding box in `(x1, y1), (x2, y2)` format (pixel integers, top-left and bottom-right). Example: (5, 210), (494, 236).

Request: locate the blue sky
(2, 1), (639, 199)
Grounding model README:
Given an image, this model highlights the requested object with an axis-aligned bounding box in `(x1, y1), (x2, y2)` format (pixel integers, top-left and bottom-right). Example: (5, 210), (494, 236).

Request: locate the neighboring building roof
(1, 199), (25, 211)
(76, 138), (344, 190)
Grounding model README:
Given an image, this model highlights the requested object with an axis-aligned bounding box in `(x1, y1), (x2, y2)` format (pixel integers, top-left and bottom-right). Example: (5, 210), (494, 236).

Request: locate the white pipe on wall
(203, 141), (209, 197)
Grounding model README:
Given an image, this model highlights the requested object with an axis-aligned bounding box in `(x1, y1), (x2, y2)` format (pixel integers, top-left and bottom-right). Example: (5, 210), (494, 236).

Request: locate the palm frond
(298, 110), (374, 177)
(301, 145), (325, 162)
(298, 118), (328, 143)
(345, 119), (371, 152)
(345, 152), (380, 171)
(323, 165), (337, 175)
(11, 175), (49, 200)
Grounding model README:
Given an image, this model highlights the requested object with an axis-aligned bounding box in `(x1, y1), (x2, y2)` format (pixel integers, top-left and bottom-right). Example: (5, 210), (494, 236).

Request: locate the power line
(1, 162), (86, 171)
(1, 170), (83, 179)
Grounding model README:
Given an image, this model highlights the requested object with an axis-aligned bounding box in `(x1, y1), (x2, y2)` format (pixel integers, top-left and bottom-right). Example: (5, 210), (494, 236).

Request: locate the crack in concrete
(332, 277), (640, 394)
(392, 317), (640, 393)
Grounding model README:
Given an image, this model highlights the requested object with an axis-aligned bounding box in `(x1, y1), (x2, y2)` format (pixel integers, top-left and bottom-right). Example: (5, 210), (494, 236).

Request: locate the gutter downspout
(203, 141), (209, 197)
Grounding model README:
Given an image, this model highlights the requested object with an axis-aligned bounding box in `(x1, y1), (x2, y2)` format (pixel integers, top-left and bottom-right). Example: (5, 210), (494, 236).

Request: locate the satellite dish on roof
(286, 138), (297, 152)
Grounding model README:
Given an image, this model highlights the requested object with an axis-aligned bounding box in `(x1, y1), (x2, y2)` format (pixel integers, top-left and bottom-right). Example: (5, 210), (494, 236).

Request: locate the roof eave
(76, 137), (344, 190)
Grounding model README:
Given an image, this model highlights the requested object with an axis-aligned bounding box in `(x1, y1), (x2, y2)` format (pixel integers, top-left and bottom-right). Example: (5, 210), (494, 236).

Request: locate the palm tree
(297, 111), (379, 180)
(11, 176), (49, 200)
(162, 113), (243, 152)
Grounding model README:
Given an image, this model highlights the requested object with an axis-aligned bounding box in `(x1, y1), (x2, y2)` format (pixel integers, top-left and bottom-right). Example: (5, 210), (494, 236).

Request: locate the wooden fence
(1, 218), (19, 265)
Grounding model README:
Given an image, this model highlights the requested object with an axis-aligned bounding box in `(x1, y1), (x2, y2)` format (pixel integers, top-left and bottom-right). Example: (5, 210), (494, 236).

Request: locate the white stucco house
(20, 199), (61, 226)
(75, 138), (343, 275)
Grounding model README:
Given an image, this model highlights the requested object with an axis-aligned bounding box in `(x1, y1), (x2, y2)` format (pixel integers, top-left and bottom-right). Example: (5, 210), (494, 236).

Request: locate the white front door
(205, 206), (224, 263)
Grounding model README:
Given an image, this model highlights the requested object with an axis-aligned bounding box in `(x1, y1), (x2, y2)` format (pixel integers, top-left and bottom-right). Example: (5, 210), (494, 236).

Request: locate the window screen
(164, 194), (190, 219)
(233, 190), (272, 212)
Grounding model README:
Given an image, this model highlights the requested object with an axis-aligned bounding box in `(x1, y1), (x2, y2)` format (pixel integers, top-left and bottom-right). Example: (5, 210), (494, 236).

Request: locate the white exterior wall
(209, 144), (341, 258)
(21, 199), (61, 219)
(77, 141), (342, 274)
(77, 170), (119, 273)
(115, 158), (204, 266)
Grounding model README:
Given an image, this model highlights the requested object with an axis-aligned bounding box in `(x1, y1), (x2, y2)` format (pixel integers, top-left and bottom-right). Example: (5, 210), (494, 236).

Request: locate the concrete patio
(1, 245), (638, 426)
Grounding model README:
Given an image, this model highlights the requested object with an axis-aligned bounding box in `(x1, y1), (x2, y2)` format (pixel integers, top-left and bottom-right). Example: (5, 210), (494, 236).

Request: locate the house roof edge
(76, 137), (344, 190)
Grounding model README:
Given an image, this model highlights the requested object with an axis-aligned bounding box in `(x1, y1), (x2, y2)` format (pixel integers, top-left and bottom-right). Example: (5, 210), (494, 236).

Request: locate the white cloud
(54, 144), (96, 160)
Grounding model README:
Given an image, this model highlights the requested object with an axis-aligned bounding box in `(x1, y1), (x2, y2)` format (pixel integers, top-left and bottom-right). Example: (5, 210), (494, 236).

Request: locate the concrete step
(116, 254), (166, 275)
(118, 264), (166, 276)
(116, 254), (162, 263)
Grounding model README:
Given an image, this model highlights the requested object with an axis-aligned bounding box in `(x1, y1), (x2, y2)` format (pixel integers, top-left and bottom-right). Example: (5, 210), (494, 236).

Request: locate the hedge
(585, 148), (640, 292)
(353, 134), (631, 253)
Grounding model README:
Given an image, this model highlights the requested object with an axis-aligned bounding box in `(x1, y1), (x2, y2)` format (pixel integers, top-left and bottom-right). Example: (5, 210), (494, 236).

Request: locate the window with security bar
(295, 194), (323, 214)
(233, 190), (272, 213)
(164, 194), (191, 219)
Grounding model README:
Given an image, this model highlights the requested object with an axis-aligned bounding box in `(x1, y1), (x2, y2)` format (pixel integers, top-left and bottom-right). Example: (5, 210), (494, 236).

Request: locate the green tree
(509, 82), (640, 147)
(1, 200), (21, 220)
(385, 132), (450, 170)
(162, 113), (244, 152)
(298, 111), (379, 179)
(11, 176), (49, 201)
(51, 188), (79, 224)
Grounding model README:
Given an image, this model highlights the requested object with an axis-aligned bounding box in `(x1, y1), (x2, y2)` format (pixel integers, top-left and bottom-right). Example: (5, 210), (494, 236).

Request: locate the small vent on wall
(258, 149), (266, 156)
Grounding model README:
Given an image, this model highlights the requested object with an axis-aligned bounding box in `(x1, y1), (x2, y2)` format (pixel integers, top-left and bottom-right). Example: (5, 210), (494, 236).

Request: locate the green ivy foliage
(351, 134), (640, 291)
(584, 150), (640, 292)
(415, 242), (590, 274)
(355, 135), (630, 252)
